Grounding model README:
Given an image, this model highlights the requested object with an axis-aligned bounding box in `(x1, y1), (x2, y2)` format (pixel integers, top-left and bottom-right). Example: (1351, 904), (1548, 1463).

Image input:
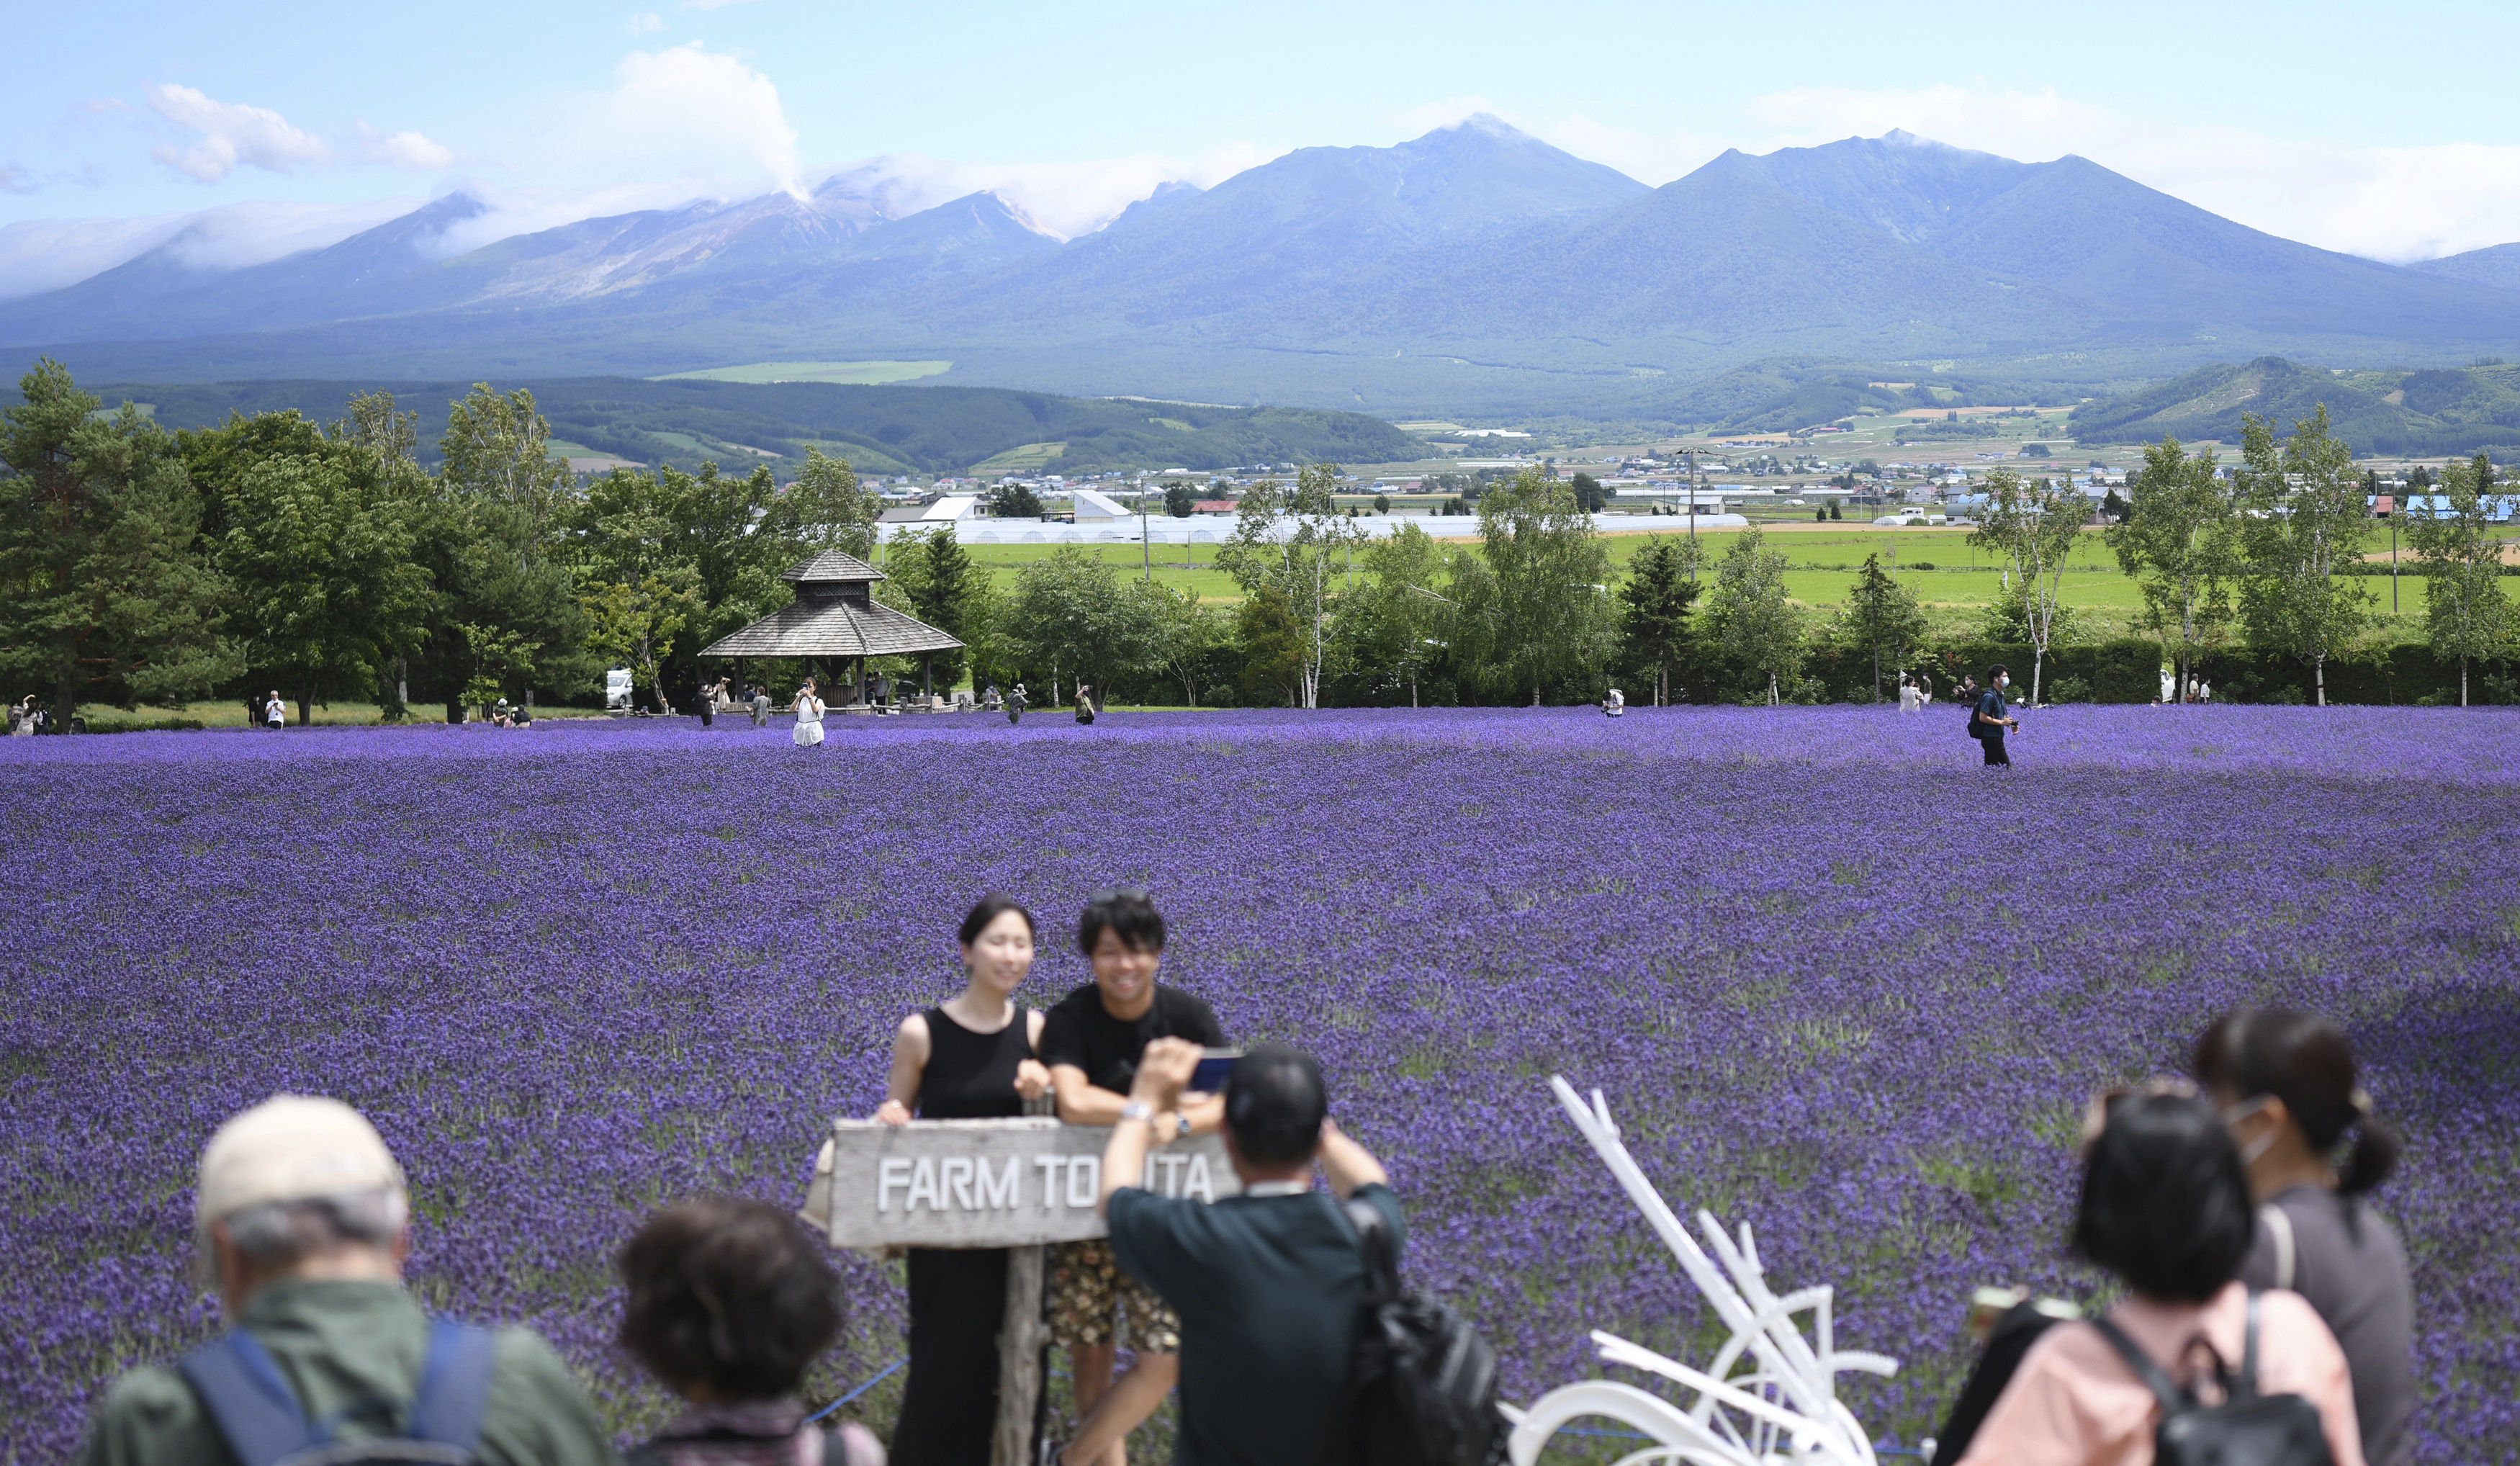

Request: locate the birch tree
(1968, 468), (2087, 706)
(2406, 454), (2514, 706)
(2235, 407), (2376, 706)
(1216, 464), (1356, 709)
(2107, 436), (2237, 702)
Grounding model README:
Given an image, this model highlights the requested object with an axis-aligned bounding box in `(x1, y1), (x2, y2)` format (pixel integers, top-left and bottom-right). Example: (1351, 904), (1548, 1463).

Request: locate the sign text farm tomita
(804, 1117), (1243, 1249)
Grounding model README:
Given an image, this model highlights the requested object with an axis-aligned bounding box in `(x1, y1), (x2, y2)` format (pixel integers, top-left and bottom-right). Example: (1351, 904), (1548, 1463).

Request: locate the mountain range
(12, 118), (2520, 417)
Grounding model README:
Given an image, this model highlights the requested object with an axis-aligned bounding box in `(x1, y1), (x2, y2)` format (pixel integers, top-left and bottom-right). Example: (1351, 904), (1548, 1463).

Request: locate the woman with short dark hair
(617, 1195), (881, 1465)
(1955, 1091), (2367, 1466)
(2195, 1009), (2414, 1466)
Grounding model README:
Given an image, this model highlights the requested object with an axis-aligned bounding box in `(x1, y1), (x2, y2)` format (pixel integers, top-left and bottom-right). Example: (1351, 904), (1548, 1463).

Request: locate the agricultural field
(6, 708), (2517, 1462)
(947, 526), (2457, 637)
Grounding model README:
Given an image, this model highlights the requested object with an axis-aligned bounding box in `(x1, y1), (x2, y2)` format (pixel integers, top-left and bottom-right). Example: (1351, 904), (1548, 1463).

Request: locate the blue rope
(805, 1358), (907, 1424)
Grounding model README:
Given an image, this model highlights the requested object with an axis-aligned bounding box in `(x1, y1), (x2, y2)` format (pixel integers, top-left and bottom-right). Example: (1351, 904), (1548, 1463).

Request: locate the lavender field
(5, 706), (2518, 1462)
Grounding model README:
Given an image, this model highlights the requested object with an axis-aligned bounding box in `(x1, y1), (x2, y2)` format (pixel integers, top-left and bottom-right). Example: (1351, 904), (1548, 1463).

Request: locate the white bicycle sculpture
(1504, 1077), (1902, 1466)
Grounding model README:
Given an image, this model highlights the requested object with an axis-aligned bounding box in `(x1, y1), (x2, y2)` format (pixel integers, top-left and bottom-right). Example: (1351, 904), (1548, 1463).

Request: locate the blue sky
(9, 0), (2520, 294)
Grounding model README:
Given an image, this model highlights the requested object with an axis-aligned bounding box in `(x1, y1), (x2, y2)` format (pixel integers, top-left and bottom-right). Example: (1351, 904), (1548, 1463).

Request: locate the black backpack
(2088, 1293), (2334, 1466)
(1340, 1197), (1509, 1466)
(180, 1319), (496, 1466)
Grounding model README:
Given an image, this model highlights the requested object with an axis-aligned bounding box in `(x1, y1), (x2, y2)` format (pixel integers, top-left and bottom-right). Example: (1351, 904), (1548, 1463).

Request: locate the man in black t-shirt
(1039, 891), (1225, 1466)
(1973, 662), (2018, 767)
(1081, 1038), (1400, 1466)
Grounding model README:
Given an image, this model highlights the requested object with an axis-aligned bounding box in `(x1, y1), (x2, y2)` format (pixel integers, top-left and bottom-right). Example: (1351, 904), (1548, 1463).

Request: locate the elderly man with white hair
(73, 1094), (614, 1466)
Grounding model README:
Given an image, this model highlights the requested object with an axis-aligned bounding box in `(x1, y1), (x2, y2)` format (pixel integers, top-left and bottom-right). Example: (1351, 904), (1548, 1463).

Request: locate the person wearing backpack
(1954, 1089), (2364, 1466)
(1062, 1039), (1403, 1466)
(1970, 663), (2017, 766)
(2194, 1010), (2415, 1466)
(71, 1094), (613, 1466)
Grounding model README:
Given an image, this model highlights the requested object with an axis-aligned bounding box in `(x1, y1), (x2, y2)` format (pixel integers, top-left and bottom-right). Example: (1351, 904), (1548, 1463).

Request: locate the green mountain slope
(84, 377), (1428, 476)
(2067, 356), (2520, 456)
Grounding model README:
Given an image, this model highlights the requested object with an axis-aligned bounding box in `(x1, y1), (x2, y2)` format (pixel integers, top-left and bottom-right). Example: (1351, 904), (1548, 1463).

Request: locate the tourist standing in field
(616, 1196), (885, 1466)
(750, 684), (772, 728)
(1075, 683), (1096, 725)
(2195, 1009), (2415, 1466)
(72, 1095), (612, 1466)
(1007, 683), (1027, 725)
(1058, 1037), (1400, 1466)
(264, 691), (286, 730)
(793, 679), (825, 748)
(1040, 891), (1225, 1466)
(1603, 687), (1625, 717)
(1973, 665), (2017, 766)
(1954, 1090), (2364, 1466)
(871, 896), (1051, 1466)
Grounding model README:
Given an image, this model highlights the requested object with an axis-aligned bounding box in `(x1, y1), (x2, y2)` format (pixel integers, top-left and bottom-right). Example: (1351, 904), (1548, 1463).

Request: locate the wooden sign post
(802, 1118), (1241, 1466)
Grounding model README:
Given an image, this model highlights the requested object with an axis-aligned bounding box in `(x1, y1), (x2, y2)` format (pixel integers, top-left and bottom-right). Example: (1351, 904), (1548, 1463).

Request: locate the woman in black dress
(875, 895), (1052, 1466)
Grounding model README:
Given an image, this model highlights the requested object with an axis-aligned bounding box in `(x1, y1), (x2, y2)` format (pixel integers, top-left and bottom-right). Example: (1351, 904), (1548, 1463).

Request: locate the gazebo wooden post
(922, 653), (933, 705)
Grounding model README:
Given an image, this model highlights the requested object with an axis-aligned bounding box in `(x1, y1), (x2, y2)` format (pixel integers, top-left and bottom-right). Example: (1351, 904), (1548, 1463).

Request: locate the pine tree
(1614, 537), (1701, 705)
(1843, 554), (1926, 702)
(0, 359), (233, 724)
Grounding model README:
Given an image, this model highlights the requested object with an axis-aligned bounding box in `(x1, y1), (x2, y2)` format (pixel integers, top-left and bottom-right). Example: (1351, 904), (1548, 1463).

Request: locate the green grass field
(941, 525), (2463, 635)
(649, 361), (953, 386)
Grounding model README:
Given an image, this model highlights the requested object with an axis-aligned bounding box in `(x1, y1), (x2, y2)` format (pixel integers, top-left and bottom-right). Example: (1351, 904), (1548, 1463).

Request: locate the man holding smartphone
(1040, 891), (1225, 1466)
(1088, 1038), (1399, 1466)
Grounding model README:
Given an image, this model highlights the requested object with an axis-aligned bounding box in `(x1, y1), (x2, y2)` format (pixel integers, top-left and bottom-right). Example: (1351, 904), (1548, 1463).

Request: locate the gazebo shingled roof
(696, 547), (963, 660)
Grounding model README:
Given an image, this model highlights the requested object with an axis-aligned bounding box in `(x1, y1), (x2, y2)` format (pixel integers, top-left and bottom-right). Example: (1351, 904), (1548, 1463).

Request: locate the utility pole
(2390, 495), (2398, 613)
(1686, 449), (1699, 580)
(1139, 476), (1151, 582)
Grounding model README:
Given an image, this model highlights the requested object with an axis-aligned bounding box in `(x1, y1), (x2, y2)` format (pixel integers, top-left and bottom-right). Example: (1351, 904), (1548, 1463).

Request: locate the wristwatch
(1120, 1101), (1155, 1125)
(1171, 1112), (1193, 1140)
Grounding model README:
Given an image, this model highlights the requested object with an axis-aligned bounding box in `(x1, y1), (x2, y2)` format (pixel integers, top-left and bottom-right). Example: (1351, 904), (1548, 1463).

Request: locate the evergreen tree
(1614, 536), (1701, 706)
(1842, 554), (1925, 703)
(0, 359), (233, 724)
(888, 526), (977, 685)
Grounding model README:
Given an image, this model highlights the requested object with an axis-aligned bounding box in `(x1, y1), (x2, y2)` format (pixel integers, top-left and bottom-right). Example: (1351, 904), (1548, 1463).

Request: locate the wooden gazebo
(698, 549), (964, 705)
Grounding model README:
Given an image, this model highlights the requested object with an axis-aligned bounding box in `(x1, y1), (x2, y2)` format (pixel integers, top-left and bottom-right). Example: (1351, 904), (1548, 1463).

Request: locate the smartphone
(1189, 1047), (1244, 1094)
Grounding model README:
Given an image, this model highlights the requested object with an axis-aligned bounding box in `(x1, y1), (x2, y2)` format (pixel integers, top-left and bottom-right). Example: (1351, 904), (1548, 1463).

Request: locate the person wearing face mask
(1972, 662), (2020, 766)
(872, 895), (1053, 1466)
(2194, 1009), (2414, 1466)
(1039, 891), (1225, 1466)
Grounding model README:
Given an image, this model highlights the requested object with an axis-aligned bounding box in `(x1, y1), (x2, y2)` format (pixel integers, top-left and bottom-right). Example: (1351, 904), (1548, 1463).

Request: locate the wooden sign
(804, 1116), (1242, 1250)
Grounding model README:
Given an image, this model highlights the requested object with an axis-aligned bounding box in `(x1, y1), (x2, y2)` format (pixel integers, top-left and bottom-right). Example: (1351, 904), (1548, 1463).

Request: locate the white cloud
(141, 84), (455, 184)
(146, 84), (331, 181)
(1738, 85), (2520, 262)
(835, 142), (1281, 240)
(355, 122), (458, 171)
(577, 43), (802, 197)
(628, 12), (665, 34)
(0, 197), (420, 298)
(0, 163), (35, 196)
